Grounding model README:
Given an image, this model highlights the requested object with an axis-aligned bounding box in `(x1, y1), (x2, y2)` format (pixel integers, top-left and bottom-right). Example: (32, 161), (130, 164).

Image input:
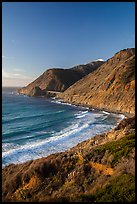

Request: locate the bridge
(46, 90), (62, 97)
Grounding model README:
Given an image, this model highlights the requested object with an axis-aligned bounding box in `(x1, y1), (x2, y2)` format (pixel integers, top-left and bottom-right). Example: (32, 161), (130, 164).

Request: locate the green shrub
(86, 133), (135, 167)
(95, 174), (135, 202)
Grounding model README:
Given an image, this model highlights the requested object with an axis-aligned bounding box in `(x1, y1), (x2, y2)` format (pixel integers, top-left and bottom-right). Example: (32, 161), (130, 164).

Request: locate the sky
(2, 2), (135, 87)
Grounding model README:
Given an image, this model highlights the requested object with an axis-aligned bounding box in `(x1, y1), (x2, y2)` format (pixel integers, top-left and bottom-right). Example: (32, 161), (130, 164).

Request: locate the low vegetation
(2, 117), (135, 202)
(79, 174), (135, 202)
(86, 133), (135, 167)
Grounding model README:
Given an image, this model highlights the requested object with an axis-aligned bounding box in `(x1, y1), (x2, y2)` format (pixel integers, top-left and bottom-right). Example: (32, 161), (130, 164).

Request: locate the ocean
(2, 87), (124, 167)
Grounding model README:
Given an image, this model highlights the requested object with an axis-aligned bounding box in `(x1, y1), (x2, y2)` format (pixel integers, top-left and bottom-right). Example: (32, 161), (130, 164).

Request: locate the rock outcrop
(2, 116), (135, 202)
(57, 48), (135, 116)
(17, 61), (104, 96)
(26, 86), (46, 97)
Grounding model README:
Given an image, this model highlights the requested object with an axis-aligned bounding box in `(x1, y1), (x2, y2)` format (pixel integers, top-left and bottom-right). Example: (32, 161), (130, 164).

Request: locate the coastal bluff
(17, 60), (104, 96)
(2, 116), (135, 202)
(57, 48), (135, 116)
(17, 48), (135, 117)
(4, 48), (135, 202)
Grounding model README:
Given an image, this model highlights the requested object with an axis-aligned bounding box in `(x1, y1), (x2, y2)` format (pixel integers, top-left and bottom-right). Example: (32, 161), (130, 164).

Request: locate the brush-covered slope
(2, 116), (135, 202)
(57, 48), (135, 116)
(17, 61), (104, 96)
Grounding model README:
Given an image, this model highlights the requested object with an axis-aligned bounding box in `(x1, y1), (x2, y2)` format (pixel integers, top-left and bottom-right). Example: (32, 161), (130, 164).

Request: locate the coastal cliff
(57, 48), (135, 116)
(2, 116), (135, 202)
(3, 48), (135, 202)
(17, 61), (104, 96)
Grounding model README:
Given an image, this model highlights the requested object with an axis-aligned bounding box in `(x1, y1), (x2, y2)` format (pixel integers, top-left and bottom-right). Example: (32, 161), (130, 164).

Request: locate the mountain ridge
(17, 60), (104, 96)
(57, 48), (135, 116)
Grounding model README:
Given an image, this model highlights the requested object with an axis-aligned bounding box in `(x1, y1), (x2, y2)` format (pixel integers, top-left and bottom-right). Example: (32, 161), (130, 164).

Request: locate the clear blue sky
(2, 2), (135, 86)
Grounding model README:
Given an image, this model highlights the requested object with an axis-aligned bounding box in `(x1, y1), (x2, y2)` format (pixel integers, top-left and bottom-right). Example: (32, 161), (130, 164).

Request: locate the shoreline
(16, 90), (134, 118)
(56, 97), (135, 118)
(2, 94), (135, 202)
(1, 115), (127, 169)
(2, 94), (131, 169)
(52, 96), (129, 118)
(2, 115), (135, 202)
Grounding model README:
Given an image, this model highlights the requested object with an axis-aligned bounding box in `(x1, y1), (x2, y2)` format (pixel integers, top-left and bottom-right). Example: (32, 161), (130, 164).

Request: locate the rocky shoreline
(55, 97), (133, 118)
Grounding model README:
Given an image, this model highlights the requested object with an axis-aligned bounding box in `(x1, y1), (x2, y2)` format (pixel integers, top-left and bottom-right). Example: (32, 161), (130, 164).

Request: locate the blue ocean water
(2, 87), (124, 167)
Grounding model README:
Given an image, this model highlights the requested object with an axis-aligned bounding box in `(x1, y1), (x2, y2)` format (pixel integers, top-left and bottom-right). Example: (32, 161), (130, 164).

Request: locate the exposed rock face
(2, 116), (135, 202)
(26, 86), (46, 97)
(57, 48), (135, 116)
(17, 61), (104, 96)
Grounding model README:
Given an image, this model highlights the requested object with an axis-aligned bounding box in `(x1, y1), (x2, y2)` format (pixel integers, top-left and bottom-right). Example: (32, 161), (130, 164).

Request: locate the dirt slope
(57, 48), (135, 116)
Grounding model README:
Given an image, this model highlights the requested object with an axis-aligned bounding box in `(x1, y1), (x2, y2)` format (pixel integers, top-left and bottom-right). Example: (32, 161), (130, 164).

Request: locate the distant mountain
(57, 48), (135, 116)
(17, 61), (104, 96)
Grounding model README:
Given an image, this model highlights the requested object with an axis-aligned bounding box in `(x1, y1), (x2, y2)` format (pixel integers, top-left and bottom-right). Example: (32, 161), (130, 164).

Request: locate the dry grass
(2, 117), (135, 202)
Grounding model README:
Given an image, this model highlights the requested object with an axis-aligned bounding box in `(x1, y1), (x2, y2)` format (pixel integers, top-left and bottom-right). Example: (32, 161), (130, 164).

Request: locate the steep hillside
(57, 48), (135, 116)
(17, 61), (104, 96)
(2, 116), (135, 202)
